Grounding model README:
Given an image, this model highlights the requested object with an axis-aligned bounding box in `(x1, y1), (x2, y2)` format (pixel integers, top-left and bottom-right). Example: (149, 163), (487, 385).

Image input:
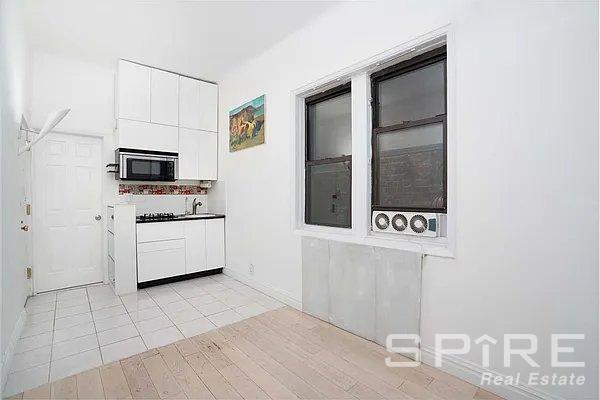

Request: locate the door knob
(20, 224), (29, 231)
(95, 215), (102, 221)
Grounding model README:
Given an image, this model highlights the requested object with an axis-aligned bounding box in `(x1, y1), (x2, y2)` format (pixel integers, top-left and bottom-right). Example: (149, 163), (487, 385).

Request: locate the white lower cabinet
(206, 219), (225, 269)
(184, 220), (207, 273)
(136, 218), (224, 283)
(137, 239), (186, 282)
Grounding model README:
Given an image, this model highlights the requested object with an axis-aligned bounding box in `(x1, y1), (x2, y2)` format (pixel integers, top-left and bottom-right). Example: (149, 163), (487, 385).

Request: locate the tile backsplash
(119, 184), (208, 195)
(121, 194), (208, 215)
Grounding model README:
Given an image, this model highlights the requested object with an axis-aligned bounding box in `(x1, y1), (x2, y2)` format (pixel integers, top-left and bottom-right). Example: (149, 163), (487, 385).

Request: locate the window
(371, 46), (447, 213)
(305, 83), (352, 228)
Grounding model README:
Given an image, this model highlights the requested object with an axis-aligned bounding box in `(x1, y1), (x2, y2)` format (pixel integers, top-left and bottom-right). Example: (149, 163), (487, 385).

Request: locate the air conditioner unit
(371, 211), (441, 237)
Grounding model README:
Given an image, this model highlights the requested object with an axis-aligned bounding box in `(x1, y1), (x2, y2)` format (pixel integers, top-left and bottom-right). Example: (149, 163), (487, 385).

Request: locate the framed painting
(229, 95), (265, 152)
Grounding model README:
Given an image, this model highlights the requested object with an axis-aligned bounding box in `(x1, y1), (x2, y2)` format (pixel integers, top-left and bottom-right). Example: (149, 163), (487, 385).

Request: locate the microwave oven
(115, 148), (178, 181)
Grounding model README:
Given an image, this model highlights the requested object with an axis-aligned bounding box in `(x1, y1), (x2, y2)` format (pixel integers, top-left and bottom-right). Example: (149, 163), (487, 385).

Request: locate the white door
(33, 133), (104, 292)
(150, 68), (179, 126)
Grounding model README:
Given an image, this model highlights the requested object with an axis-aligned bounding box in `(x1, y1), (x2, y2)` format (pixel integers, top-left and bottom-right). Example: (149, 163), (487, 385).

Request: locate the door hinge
(25, 203), (31, 215)
(26, 266), (32, 279)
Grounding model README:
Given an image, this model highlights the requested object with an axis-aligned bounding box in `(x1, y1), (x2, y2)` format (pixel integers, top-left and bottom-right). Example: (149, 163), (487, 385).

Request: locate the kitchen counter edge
(136, 214), (226, 224)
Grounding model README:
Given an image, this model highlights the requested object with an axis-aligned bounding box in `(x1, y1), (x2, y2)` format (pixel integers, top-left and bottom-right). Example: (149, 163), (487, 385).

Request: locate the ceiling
(25, 0), (338, 81)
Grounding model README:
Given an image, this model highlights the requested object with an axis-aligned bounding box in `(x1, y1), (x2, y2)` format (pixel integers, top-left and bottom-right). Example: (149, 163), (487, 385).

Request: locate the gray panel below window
(301, 237), (422, 348)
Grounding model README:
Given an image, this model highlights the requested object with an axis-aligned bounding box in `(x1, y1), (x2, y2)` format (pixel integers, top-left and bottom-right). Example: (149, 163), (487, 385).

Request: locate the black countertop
(136, 214), (225, 224)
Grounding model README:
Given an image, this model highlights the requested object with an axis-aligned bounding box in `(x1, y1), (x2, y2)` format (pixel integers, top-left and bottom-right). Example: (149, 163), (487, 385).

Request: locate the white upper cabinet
(119, 119), (178, 153)
(118, 60), (151, 122)
(178, 128), (200, 180)
(198, 80), (218, 132)
(197, 131), (217, 180)
(117, 60), (219, 180)
(179, 76), (217, 132)
(178, 128), (217, 180)
(150, 69), (179, 126)
(178, 76), (202, 130)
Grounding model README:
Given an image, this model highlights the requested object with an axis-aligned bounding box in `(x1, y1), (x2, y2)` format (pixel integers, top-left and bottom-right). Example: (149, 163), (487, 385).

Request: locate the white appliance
(371, 211), (441, 237)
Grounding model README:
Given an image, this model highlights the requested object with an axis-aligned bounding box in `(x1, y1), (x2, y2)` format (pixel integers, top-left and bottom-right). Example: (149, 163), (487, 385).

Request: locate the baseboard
(420, 345), (565, 400)
(0, 308), (26, 393)
(223, 268), (302, 310)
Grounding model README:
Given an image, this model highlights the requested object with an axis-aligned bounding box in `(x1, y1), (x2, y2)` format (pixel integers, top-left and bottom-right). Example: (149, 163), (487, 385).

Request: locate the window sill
(293, 226), (454, 258)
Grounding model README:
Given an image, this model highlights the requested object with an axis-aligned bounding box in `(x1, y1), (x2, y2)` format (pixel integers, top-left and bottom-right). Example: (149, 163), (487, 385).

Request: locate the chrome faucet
(192, 198), (203, 215)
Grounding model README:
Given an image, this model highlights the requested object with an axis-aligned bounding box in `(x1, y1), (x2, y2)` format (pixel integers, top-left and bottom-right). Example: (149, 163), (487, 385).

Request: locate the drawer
(137, 238), (185, 253)
(137, 239), (185, 282)
(108, 232), (115, 259)
(107, 207), (115, 233)
(137, 221), (185, 243)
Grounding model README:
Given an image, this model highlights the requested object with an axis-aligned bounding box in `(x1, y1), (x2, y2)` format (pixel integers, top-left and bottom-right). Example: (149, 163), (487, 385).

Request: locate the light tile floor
(4, 274), (284, 397)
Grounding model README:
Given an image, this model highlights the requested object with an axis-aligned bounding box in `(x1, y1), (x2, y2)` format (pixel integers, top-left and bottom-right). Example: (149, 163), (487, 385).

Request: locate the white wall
(216, 1), (598, 399)
(30, 51), (119, 206)
(0, 0), (31, 384)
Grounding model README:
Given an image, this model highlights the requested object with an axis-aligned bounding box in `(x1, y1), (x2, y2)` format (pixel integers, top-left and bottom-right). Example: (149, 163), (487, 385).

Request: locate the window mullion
(351, 72), (370, 236)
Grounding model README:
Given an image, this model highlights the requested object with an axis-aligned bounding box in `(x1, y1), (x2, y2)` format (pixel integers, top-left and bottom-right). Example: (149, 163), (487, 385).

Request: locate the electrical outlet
(249, 263), (255, 275)
(26, 266), (32, 279)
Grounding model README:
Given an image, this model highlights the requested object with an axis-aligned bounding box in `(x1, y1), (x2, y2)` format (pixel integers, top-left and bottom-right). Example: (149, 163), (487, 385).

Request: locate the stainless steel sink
(175, 213), (217, 219)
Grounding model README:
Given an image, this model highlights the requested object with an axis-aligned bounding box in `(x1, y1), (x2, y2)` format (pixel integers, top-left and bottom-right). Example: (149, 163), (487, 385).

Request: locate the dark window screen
(305, 83), (352, 228)
(371, 46), (447, 213)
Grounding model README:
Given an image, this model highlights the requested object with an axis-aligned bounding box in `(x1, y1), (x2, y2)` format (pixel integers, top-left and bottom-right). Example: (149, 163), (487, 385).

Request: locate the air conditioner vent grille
(371, 211), (440, 237)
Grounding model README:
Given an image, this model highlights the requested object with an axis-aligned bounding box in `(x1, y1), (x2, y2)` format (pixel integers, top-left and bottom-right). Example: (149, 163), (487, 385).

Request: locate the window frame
(304, 82), (352, 228)
(290, 28), (455, 258)
(370, 46), (448, 214)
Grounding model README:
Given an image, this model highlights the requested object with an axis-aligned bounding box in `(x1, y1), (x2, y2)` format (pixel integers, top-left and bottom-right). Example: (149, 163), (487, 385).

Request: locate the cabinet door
(178, 129), (217, 180)
(137, 239), (186, 282)
(184, 220), (207, 273)
(178, 128), (200, 180)
(119, 119), (178, 153)
(179, 76), (201, 130)
(118, 60), (150, 122)
(150, 69), (179, 126)
(137, 221), (185, 243)
(197, 131), (217, 180)
(198, 81), (218, 132)
(206, 219), (225, 269)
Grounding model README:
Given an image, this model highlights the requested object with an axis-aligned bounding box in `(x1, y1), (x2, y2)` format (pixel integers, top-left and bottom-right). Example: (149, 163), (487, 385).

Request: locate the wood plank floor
(9, 307), (503, 400)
